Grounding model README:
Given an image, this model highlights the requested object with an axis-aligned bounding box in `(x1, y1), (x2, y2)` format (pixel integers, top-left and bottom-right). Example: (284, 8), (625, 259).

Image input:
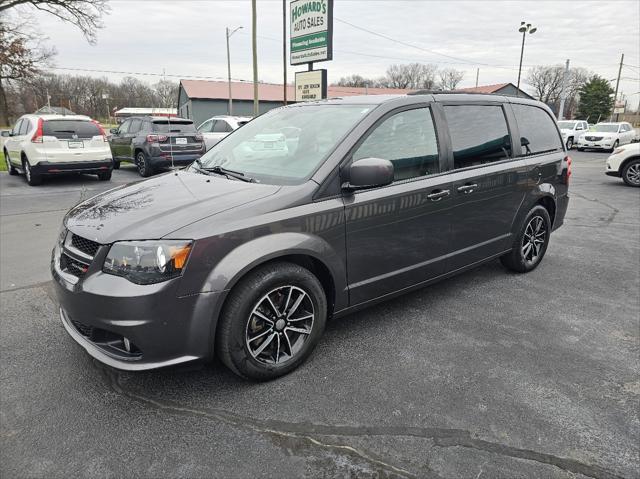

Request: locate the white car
(196, 115), (251, 151)
(577, 122), (635, 152)
(605, 142), (640, 187)
(2, 114), (113, 186)
(557, 120), (589, 150)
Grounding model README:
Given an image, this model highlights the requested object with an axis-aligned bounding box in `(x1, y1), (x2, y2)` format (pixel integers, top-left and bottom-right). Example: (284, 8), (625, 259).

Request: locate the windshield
(43, 120), (101, 139)
(152, 121), (195, 133)
(557, 121), (577, 130)
(593, 124), (619, 133)
(195, 104), (372, 185)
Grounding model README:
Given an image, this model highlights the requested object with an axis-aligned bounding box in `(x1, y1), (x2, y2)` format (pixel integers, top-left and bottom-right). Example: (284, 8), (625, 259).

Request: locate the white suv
(2, 114), (113, 186)
(605, 143), (640, 187)
(576, 122), (636, 152)
(196, 115), (251, 151)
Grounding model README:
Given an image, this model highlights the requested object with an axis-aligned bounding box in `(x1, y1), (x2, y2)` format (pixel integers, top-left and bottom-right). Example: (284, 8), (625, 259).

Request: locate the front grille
(71, 319), (94, 338)
(71, 234), (100, 257)
(60, 252), (89, 278)
(585, 136), (603, 141)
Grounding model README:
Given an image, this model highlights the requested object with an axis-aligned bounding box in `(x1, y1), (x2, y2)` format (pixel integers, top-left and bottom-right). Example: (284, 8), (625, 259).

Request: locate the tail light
(31, 118), (44, 143)
(91, 119), (109, 142)
(564, 155), (572, 185)
(195, 133), (203, 142)
(146, 134), (168, 143)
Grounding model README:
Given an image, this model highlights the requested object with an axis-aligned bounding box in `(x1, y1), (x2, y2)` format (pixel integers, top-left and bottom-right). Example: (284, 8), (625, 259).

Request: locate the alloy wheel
(566, 138), (573, 150)
(521, 215), (547, 265)
(625, 163), (640, 186)
(245, 285), (314, 365)
(24, 160), (31, 182)
(137, 153), (146, 175)
(5, 154), (11, 172)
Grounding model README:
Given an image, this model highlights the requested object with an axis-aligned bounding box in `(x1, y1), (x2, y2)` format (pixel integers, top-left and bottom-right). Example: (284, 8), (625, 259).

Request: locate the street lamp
(516, 21), (536, 97)
(226, 25), (243, 115)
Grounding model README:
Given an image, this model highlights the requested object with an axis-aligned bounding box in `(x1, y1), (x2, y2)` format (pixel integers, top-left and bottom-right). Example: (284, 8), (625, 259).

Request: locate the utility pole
(46, 89), (51, 109)
(226, 26), (243, 116)
(282, 0), (287, 105)
(611, 53), (624, 121)
(475, 68), (479, 88)
(252, 0), (259, 116)
(557, 59), (570, 120)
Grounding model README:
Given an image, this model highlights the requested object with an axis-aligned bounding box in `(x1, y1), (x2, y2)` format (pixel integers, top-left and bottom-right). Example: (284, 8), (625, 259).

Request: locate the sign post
(290, 0), (333, 102)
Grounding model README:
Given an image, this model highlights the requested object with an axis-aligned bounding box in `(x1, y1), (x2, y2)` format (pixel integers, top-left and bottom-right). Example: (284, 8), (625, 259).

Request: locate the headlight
(103, 240), (193, 284)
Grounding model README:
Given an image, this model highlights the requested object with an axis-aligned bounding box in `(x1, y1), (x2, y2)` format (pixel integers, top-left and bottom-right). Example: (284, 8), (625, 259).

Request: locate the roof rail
(408, 90), (504, 96)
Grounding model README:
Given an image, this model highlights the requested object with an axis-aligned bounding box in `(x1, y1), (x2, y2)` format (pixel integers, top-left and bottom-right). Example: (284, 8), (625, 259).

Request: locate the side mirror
(1, 130), (10, 137)
(110, 128), (119, 134)
(343, 157), (394, 191)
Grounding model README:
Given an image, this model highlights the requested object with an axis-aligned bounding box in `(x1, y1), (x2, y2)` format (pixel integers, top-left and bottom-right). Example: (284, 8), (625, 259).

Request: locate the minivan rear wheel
(500, 205), (551, 273)
(216, 262), (327, 380)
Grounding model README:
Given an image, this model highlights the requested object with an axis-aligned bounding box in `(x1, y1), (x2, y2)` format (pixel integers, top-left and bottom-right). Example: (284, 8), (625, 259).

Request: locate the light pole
(516, 21), (536, 97)
(226, 25), (243, 115)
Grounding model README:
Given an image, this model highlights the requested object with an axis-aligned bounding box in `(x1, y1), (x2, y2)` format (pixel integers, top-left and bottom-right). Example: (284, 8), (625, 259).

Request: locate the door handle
(457, 183), (478, 194)
(426, 189), (450, 201)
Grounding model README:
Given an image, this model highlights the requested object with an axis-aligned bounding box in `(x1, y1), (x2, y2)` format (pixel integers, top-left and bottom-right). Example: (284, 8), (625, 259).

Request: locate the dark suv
(109, 116), (205, 177)
(52, 93), (570, 380)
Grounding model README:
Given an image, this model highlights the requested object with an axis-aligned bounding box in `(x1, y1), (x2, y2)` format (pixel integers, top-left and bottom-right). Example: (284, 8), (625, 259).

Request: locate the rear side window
(511, 104), (563, 156)
(42, 120), (100, 139)
(152, 121), (195, 133)
(213, 120), (230, 133)
(444, 105), (511, 169)
(129, 119), (142, 133)
(353, 107), (439, 181)
(197, 120), (213, 133)
(19, 119), (31, 135)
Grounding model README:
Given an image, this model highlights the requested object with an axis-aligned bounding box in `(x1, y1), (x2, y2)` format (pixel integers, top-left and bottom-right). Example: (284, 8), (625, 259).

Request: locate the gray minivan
(52, 93), (570, 380)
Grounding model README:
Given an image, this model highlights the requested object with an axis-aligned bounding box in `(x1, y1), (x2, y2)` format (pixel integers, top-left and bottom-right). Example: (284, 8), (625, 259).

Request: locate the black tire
(216, 262), (327, 381)
(136, 151), (154, 177)
(97, 171), (112, 181)
(566, 137), (573, 150)
(609, 140), (619, 153)
(4, 149), (17, 175)
(112, 160), (120, 170)
(500, 205), (551, 273)
(621, 159), (640, 187)
(22, 157), (42, 186)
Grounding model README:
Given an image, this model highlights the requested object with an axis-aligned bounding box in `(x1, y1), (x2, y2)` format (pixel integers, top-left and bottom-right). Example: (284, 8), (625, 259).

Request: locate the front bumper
(32, 160), (113, 175)
(51, 239), (223, 371)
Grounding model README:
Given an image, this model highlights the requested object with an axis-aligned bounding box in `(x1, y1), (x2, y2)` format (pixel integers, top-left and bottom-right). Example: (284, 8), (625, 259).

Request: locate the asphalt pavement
(1, 153), (638, 478)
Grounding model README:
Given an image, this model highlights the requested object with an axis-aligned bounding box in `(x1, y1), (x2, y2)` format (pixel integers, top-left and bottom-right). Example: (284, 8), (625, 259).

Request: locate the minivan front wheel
(216, 262), (327, 380)
(500, 205), (551, 273)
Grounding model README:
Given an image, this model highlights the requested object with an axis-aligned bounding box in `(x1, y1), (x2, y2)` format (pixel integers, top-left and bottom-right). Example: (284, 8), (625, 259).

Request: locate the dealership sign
(290, 0), (333, 65)
(295, 70), (327, 102)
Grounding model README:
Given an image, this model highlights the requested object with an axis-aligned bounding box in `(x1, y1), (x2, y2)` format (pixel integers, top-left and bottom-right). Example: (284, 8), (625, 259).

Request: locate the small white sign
(295, 70), (327, 102)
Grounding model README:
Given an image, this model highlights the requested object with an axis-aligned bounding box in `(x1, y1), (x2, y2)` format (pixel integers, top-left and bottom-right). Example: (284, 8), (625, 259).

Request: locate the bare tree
(381, 63), (438, 89)
(438, 68), (464, 90)
(526, 65), (591, 117)
(0, 0), (109, 44)
(0, 17), (55, 125)
(334, 74), (371, 88)
(153, 79), (178, 108)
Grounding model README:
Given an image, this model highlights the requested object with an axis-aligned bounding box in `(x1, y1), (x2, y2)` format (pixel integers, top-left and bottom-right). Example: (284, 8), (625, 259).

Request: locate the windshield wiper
(192, 159), (216, 176)
(206, 165), (255, 183)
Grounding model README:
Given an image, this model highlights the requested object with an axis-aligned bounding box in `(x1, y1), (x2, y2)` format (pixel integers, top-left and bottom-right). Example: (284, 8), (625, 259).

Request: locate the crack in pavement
(98, 364), (422, 478)
(97, 364), (625, 479)
(571, 192), (620, 225)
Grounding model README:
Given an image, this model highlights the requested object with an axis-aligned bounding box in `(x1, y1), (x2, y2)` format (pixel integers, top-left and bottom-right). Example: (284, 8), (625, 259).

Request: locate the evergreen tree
(577, 75), (614, 122)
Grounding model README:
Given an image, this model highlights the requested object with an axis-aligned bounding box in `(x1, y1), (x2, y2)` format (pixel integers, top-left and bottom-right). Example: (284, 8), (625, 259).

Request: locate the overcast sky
(23, 0), (640, 104)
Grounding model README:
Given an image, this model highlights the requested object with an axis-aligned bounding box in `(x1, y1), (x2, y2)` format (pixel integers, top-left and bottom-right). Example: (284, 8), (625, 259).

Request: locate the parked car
(605, 143), (640, 187)
(557, 120), (588, 150)
(576, 122), (635, 152)
(3, 114), (112, 186)
(108, 116), (205, 177)
(52, 93), (569, 380)
(196, 115), (251, 151)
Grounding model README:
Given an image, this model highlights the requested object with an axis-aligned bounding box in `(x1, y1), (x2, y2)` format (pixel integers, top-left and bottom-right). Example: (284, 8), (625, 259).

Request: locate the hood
(65, 170), (280, 243)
